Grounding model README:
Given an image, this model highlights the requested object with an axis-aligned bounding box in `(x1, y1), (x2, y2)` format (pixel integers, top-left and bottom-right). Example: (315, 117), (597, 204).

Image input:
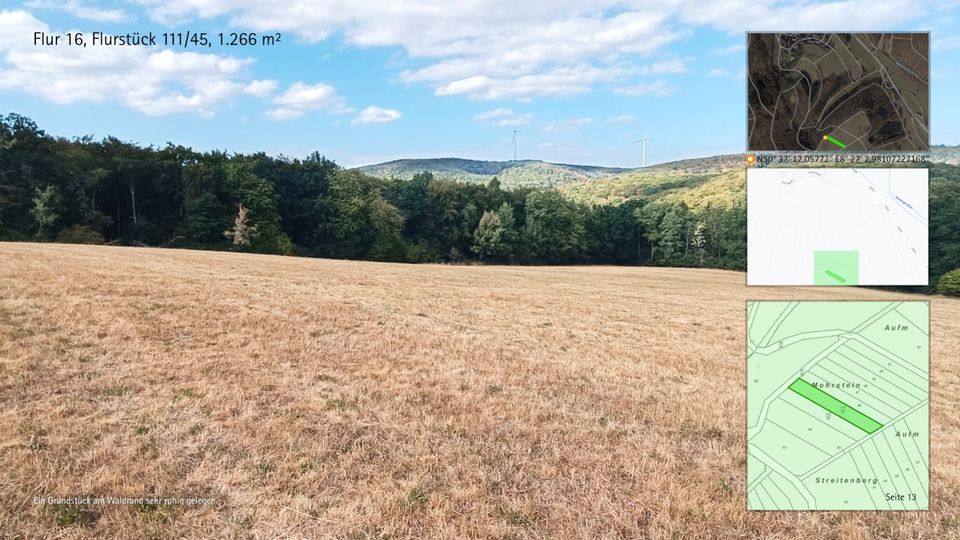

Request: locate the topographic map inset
(747, 301), (929, 510)
(748, 33), (929, 151)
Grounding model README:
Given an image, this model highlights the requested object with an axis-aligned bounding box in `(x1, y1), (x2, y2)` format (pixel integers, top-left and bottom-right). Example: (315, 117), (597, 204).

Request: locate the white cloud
(640, 57), (687, 75)
(710, 43), (745, 55)
(474, 108), (531, 126)
(605, 114), (635, 123)
(26, 0), (129, 22)
(3, 1), (932, 115)
(243, 79), (278, 97)
(264, 107), (302, 120)
(678, 0), (921, 31)
(0, 10), (265, 116)
(541, 117), (593, 132)
(933, 34), (960, 50)
(473, 107), (513, 120)
(707, 67), (745, 80)
(265, 81), (352, 120)
(434, 65), (620, 100)
(495, 113), (532, 127)
(352, 106), (402, 124)
(128, 0), (928, 103)
(272, 81), (351, 111)
(135, 1), (683, 101)
(614, 81), (672, 97)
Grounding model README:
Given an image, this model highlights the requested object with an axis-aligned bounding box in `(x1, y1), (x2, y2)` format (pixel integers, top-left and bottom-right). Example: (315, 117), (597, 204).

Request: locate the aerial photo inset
(748, 33), (929, 152)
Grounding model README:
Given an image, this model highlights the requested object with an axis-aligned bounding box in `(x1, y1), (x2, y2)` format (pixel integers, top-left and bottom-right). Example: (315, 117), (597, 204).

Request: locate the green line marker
(814, 251), (858, 285)
(824, 269), (847, 283)
(788, 378), (883, 434)
(823, 134), (847, 149)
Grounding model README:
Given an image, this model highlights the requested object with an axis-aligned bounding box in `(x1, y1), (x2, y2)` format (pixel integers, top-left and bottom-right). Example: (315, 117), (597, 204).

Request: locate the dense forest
(2, 113), (959, 292)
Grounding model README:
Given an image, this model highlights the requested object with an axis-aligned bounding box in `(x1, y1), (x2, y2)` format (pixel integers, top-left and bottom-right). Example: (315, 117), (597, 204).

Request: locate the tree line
(2, 112), (958, 293)
(929, 163), (960, 295)
(0, 113), (747, 269)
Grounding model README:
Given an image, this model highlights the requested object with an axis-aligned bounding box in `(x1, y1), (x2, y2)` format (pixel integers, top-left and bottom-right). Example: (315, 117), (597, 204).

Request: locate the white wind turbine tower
(511, 129), (518, 161)
(633, 130), (653, 167)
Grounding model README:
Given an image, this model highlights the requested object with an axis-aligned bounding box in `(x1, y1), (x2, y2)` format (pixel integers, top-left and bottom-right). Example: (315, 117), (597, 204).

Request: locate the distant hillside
(560, 154), (744, 208)
(563, 145), (960, 208)
(359, 146), (959, 193)
(356, 158), (629, 188)
(932, 145), (960, 165)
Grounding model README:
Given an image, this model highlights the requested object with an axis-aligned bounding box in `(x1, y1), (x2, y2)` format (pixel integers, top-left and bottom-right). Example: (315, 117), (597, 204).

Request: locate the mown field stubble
(1, 242), (958, 539)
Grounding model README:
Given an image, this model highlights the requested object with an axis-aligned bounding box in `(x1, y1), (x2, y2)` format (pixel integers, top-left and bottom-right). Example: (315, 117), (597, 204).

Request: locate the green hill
(560, 154), (744, 208)
(355, 158), (629, 188)
(562, 145), (960, 208)
(360, 146), (959, 196)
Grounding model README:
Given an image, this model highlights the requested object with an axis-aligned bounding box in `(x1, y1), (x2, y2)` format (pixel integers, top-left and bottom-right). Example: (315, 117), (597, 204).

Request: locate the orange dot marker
(745, 154), (756, 166)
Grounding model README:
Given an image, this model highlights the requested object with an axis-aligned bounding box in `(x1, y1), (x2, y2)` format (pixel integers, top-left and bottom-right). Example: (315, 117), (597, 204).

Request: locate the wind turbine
(511, 129), (518, 161)
(632, 130), (652, 167)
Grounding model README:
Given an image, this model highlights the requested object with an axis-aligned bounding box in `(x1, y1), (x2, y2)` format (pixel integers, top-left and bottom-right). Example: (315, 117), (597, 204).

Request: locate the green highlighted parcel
(788, 378), (883, 434)
(814, 250), (859, 286)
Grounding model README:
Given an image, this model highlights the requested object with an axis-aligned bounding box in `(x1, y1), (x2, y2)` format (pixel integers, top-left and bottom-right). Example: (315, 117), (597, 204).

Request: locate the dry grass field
(1, 242), (958, 539)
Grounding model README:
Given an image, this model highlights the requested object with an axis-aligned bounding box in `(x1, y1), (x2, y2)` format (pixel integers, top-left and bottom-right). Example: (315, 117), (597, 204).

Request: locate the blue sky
(1, 1), (958, 168)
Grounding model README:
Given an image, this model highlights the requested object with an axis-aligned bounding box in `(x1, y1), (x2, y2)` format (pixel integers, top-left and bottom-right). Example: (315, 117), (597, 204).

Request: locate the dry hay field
(1, 242), (958, 539)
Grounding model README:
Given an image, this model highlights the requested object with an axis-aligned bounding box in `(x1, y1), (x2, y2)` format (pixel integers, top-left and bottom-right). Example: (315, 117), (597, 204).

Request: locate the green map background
(747, 301), (929, 511)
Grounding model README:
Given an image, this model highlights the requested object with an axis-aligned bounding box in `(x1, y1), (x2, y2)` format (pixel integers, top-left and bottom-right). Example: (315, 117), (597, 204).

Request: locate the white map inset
(748, 168), (928, 286)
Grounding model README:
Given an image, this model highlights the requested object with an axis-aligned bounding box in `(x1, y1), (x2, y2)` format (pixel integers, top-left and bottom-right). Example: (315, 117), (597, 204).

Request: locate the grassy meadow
(1, 243), (958, 538)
